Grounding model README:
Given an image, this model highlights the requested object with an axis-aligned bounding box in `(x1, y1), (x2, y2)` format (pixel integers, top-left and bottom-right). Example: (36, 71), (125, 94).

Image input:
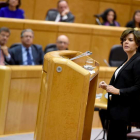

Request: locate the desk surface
(95, 91), (107, 110)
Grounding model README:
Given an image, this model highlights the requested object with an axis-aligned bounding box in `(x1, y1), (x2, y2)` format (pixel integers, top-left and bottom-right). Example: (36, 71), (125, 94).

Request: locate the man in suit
(0, 27), (10, 65)
(46, 0), (75, 23)
(44, 35), (69, 54)
(6, 29), (44, 65)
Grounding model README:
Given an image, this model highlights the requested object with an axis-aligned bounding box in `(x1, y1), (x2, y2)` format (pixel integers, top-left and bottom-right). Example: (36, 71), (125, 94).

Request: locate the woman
(126, 10), (140, 28)
(102, 8), (120, 26)
(99, 28), (140, 140)
(0, 0), (25, 19)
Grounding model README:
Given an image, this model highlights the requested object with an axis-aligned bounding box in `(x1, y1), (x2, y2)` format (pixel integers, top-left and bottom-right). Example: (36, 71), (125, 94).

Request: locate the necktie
(0, 49), (4, 65)
(26, 48), (32, 65)
(59, 16), (63, 22)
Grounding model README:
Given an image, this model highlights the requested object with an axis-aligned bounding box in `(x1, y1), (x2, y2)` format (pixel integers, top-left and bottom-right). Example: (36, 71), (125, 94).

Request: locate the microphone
(103, 59), (110, 67)
(4, 61), (10, 65)
(94, 14), (103, 25)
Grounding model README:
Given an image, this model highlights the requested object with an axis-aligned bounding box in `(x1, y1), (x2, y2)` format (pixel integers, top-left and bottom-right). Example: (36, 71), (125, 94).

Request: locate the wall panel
(91, 35), (120, 64)
(34, 31), (57, 50)
(58, 33), (92, 52)
(34, 0), (58, 20)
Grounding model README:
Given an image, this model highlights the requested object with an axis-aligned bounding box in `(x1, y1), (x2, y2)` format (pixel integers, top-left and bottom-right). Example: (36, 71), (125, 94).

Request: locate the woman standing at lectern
(99, 28), (140, 140)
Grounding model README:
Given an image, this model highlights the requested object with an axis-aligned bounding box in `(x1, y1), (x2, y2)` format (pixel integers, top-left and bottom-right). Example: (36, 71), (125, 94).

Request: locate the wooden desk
(1, 0), (139, 26)
(0, 65), (116, 134)
(95, 92), (107, 110)
(0, 66), (42, 135)
(0, 18), (126, 66)
(95, 67), (116, 109)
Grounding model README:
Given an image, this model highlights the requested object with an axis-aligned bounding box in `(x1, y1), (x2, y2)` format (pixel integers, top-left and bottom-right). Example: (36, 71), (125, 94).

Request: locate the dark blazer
(108, 52), (140, 122)
(126, 20), (135, 28)
(46, 9), (75, 23)
(7, 44), (44, 65)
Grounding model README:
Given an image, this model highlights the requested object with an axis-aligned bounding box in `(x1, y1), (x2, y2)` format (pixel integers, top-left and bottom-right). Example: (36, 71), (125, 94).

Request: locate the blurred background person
(0, 0), (25, 19)
(126, 10), (140, 28)
(102, 8), (120, 26)
(44, 35), (69, 54)
(0, 27), (10, 65)
(7, 29), (43, 65)
(46, 0), (75, 23)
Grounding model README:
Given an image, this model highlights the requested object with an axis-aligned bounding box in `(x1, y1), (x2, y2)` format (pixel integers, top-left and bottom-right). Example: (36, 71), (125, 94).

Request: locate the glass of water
(83, 58), (95, 70)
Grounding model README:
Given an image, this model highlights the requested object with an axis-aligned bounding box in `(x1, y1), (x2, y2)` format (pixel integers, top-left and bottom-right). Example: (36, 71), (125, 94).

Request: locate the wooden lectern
(34, 50), (99, 140)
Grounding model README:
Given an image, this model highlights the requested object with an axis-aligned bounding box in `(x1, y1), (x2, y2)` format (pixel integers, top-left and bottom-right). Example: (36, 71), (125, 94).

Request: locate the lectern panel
(35, 51), (99, 140)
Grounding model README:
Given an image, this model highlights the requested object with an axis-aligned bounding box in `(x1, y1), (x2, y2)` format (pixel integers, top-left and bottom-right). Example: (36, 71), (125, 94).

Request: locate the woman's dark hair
(120, 28), (140, 52)
(102, 8), (117, 22)
(133, 10), (140, 21)
(133, 10), (140, 28)
(6, 0), (21, 9)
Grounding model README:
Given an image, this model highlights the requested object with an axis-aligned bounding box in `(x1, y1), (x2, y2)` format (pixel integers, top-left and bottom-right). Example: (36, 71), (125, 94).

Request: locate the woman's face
(123, 33), (138, 55)
(134, 12), (140, 23)
(8, 0), (19, 7)
(107, 11), (115, 23)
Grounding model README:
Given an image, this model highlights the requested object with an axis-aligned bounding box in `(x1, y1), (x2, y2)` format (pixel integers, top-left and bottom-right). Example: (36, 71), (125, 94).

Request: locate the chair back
(0, 2), (8, 9)
(10, 43), (21, 48)
(109, 45), (127, 67)
(44, 43), (57, 54)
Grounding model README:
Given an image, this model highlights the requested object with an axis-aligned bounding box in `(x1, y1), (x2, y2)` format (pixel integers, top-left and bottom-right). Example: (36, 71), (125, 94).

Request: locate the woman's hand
(99, 81), (107, 90)
(106, 85), (120, 95)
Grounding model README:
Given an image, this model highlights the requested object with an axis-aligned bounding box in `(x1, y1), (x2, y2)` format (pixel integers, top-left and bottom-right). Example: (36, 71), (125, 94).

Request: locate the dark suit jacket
(46, 9), (75, 23)
(7, 44), (44, 65)
(126, 20), (135, 28)
(108, 52), (140, 122)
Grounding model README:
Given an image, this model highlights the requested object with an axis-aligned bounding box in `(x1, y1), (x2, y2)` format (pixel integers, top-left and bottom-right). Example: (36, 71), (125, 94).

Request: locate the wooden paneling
(5, 78), (41, 134)
(58, 33), (92, 52)
(20, 0), (35, 19)
(132, 0), (140, 5)
(68, 0), (99, 24)
(24, 21), (59, 32)
(92, 111), (102, 128)
(101, 0), (131, 4)
(34, 31), (57, 50)
(90, 35), (120, 64)
(7, 29), (21, 47)
(34, 0), (58, 20)
(0, 66), (11, 135)
(0, 66), (42, 135)
(0, 18), (24, 29)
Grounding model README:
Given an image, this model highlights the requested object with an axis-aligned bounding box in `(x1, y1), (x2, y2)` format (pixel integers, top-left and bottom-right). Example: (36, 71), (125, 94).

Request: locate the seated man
(44, 35), (69, 54)
(46, 0), (75, 23)
(7, 29), (44, 65)
(0, 27), (10, 65)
